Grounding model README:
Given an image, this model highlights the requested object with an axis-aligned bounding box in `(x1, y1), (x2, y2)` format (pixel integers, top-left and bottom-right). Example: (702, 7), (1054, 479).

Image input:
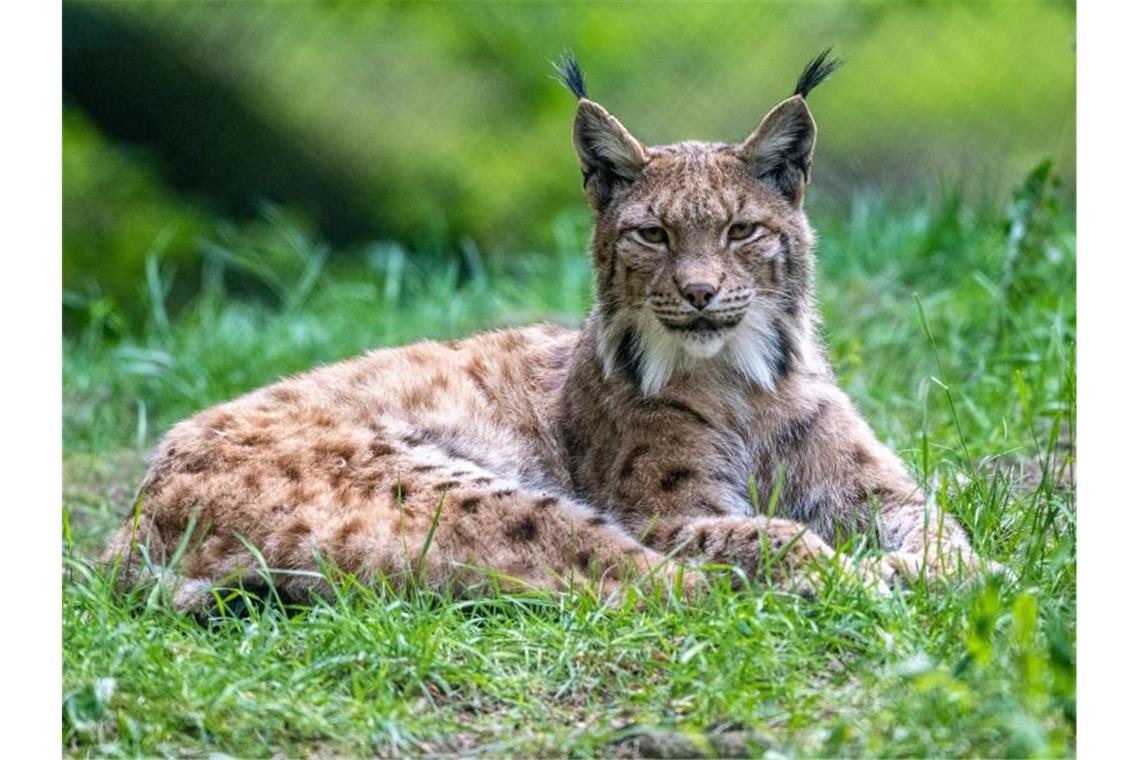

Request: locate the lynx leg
(102, 516), (335, 615)
(366, 482), (696, 599)
(648, 515), (887, 596)
(105, 472), (694, 612)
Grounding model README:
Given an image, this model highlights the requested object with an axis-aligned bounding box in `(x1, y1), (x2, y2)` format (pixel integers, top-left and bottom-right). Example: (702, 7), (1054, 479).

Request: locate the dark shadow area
(63, 4), (382, 245)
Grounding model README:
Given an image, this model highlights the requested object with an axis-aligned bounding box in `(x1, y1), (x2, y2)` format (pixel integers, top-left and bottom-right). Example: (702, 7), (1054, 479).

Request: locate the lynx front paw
(776, 554), (890, 599)
(826, 554), (891, 596)
(757, 519), (889, 597)
(755, 527), (886, 597)
(873, 550), (1006, 587)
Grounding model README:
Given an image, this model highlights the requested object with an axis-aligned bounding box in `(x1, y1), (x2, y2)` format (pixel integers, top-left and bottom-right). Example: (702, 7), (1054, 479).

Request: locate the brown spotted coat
(105, 56), (991, 611)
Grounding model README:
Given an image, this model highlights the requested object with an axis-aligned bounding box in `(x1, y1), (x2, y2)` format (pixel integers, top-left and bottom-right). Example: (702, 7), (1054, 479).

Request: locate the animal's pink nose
(680, 282), (719, 310)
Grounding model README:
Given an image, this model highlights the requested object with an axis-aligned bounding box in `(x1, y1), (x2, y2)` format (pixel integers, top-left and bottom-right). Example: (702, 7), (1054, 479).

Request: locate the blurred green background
(63, 0), (1074, 328)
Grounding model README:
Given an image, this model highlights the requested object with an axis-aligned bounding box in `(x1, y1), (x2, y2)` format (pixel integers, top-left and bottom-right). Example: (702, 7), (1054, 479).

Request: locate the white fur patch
(599, 303), (789, 396)
(680, 332), (726, 360)
(722, 305), (786, 393)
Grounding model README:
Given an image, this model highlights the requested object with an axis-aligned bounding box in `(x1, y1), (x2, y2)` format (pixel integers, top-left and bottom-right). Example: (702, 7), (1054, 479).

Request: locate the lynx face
(563, 56), (837, 395)
(597, 147), (815, 393)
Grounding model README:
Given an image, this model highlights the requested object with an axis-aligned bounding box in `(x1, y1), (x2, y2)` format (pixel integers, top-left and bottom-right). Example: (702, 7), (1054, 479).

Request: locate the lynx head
(558, 51), (840, 396)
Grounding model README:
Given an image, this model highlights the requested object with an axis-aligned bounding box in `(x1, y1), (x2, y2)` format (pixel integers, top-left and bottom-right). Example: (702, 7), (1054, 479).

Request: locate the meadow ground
(62, 169), (1075, 757)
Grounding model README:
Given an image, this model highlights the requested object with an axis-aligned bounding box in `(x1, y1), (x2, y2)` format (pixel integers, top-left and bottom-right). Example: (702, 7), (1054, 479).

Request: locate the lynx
(105, 52), (994, 612)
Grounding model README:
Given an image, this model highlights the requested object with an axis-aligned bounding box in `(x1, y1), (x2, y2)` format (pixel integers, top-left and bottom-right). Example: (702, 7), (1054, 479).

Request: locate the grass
(62, 166), (1075, 757)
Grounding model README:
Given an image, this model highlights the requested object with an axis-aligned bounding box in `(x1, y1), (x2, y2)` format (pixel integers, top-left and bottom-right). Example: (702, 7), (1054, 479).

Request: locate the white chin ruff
(679, 331), (726, 359)
(600, 305), (788, 396)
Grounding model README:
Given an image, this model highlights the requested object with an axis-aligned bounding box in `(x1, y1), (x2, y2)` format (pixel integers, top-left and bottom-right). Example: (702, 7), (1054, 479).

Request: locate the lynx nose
(680, 282), (719, 310)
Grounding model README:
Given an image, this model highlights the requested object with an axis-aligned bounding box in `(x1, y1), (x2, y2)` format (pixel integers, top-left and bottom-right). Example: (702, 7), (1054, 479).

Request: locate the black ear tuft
(793, 48), (842, 99)
(554, 52), (587, 99)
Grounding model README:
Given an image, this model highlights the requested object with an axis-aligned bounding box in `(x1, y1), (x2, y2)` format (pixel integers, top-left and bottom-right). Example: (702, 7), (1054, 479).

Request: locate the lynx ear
(555, 54), (648, 211)
(573, 99), (648, 211)
(738, 49), (841, 206)
(738, 96), (817, 207)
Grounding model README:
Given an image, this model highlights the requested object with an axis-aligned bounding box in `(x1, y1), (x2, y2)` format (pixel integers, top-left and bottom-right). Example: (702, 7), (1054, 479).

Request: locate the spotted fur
(105, 53), (993, 612)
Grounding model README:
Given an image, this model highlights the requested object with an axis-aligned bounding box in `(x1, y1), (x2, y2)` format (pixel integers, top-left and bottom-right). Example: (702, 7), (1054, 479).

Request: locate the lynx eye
(727, 222), (762, 242)
(635, 226), (668, 245)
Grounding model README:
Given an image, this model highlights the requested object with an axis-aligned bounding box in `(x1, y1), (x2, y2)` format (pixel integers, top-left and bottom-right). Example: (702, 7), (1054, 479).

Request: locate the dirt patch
(610, 727), (775, 758)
